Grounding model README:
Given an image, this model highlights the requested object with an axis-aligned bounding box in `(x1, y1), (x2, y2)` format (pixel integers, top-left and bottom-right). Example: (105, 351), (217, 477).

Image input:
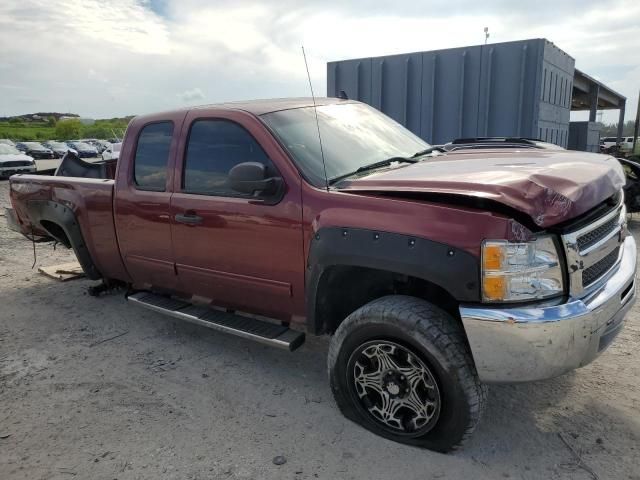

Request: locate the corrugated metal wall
(568, 121), (601, 152)
(327, 39), (575, 147)
(536, 41), (574, 147)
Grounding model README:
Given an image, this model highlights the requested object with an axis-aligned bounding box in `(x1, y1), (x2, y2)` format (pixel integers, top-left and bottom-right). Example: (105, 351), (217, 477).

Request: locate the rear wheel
(328, 295), (486, 452)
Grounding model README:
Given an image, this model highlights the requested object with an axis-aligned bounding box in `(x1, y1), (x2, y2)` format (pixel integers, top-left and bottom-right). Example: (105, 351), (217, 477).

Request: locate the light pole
(633, 89), (639, 156)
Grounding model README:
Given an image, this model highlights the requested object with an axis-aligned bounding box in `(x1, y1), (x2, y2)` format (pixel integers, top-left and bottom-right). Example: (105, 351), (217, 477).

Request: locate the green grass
(0, 122), (56, 141)
(0, 118), (131, 142)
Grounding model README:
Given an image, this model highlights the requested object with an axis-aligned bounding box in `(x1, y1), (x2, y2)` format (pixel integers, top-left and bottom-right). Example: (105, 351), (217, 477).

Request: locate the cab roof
(133, 97), (356, 124)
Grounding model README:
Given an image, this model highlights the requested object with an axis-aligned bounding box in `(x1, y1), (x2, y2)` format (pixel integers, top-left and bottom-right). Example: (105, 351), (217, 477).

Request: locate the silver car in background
(101, 142), (121, 161)
(0, 144), (36, 178)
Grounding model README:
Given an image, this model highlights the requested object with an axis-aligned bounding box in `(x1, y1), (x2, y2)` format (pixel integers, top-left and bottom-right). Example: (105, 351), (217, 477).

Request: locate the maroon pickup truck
(6, 98), (636, 451)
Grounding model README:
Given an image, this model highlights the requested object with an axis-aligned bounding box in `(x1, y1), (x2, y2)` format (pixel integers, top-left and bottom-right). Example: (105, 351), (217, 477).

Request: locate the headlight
(481, 235), (564, 302)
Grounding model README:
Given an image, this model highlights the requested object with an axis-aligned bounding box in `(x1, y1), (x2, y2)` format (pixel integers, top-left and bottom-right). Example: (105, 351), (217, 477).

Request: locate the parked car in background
(601, 137), (619, 150)
(620, 137), (638, 154)
(15, 142), (55, 159)
(101, 142), (121, 161)
(43, 141), (71, 158)
(93, 140), (111, 153)
(0, 139), (16, 147)
(0, 144), (36, 178)
(79, 138), (102, 151)
(601, 137), (639, 157)
(66, 141), (98, 158)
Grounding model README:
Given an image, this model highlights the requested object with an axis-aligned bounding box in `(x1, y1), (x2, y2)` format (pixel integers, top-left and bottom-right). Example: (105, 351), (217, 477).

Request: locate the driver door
(170, 109), (304, 320)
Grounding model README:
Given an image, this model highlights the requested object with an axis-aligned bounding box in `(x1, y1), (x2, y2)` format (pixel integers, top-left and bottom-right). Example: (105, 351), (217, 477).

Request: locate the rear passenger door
(170, 109), (304, 321)
(115, 112), (186, 290)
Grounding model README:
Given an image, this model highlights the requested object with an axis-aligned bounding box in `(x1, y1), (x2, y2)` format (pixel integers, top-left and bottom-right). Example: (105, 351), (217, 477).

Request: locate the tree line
(596, 120), (637, 137)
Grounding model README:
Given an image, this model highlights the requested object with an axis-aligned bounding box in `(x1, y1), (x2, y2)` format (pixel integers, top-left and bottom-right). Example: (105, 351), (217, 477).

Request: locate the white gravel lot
(0, 180), (639, 480)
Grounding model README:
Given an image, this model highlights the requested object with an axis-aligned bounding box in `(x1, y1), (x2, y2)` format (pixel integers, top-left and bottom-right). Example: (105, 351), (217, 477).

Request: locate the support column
(617, 100), (626, 146)
(589, 84), (599, 122)
(633, 90), (639, 155)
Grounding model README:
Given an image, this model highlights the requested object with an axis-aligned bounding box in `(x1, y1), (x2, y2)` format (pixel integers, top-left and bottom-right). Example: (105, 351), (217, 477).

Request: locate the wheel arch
(25, 200), (102, 280)
(306, 227), (481, 334)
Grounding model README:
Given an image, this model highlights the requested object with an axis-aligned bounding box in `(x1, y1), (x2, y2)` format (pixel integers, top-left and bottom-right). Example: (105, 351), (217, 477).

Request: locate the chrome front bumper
(460, 235), (637, 383)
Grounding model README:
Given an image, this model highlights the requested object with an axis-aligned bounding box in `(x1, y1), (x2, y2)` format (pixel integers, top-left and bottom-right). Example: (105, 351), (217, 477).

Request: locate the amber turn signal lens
(483, 244), (504, 271)
(482, 276), (506, 301)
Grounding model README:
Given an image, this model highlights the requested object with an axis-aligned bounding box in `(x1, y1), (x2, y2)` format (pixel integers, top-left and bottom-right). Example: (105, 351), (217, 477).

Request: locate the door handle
(175, 212), (203, 225)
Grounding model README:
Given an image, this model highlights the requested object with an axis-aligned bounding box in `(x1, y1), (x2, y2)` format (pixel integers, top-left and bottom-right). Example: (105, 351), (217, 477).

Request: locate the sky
(0, 0), (638, 124)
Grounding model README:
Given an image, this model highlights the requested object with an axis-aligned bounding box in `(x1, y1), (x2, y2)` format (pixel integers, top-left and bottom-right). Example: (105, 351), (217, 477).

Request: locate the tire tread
(327, 295), (487, 451)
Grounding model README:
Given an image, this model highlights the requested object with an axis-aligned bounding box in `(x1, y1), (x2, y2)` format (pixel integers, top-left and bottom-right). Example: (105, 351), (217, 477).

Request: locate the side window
(183, 119), (274, 196)
(134, 121), (174, 191)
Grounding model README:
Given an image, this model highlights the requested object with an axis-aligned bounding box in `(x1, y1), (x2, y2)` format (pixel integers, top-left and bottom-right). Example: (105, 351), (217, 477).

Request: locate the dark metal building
(327, 39), (626, 150)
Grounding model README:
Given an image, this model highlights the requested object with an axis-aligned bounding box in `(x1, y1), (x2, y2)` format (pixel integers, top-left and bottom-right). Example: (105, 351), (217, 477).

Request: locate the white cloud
(58, 0), (171, 55)
(178, 87), (205, 102)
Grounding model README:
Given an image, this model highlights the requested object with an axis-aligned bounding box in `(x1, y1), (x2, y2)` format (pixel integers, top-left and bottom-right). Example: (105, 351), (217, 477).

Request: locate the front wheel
(327, 295), (487, 452)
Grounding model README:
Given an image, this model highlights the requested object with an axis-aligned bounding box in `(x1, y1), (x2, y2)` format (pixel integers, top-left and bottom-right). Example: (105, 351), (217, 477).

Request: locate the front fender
(305, 227), (480, 333)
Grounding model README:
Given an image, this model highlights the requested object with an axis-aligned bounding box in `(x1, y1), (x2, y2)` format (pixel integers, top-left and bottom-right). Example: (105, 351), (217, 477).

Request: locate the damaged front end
(459, 192), (635, 382)
(336, 149), (627, 228)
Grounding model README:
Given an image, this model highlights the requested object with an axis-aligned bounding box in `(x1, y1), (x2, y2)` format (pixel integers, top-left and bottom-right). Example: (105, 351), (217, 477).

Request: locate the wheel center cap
(386, 381), (400, 395)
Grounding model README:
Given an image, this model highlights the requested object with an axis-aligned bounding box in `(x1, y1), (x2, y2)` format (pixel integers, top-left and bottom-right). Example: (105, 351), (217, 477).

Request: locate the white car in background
(101, 142), (121, 161)
(0, 144), (36, 178)
(620, 136), (638, 154)
(600, 136), (618, 150)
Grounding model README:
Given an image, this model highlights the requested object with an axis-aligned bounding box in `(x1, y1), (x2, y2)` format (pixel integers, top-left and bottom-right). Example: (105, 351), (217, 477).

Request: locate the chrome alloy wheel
(347, 340), (441, 436)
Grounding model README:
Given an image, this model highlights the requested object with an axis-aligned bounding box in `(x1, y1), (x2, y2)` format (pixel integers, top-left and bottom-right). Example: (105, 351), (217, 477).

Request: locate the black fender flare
(306, 227), (480, 333)
(26, 200), (102, 280)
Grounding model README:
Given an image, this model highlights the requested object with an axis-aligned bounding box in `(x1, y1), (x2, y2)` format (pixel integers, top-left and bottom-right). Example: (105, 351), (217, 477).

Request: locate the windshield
(261, 102), (429, 186)
(24, 142), (45, 150)
(49, 142), (68, 149)
(0, 144), (20, 154)
(73, 142), (93, 150)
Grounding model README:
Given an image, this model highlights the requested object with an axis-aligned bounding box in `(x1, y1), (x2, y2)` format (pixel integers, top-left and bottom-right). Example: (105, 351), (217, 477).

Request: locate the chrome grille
(582, 246), (620, 287)
(561, 197), (624, 297)
(577, 216), (618, 251)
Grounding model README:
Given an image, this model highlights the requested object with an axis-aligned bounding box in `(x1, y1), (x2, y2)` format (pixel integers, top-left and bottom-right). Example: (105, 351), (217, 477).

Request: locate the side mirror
(229, 162), (282, 196)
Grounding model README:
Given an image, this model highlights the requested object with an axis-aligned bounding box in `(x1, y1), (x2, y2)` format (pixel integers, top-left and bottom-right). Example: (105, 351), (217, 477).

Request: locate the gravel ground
(0, 180), (639, 480)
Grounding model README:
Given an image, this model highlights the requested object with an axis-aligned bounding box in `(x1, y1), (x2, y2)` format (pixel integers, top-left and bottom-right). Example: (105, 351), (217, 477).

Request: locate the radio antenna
(301, 46), (329, 191)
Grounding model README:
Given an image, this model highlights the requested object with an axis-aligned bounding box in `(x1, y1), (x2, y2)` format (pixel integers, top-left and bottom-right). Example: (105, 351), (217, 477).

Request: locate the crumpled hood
(336, 149), (625, 227)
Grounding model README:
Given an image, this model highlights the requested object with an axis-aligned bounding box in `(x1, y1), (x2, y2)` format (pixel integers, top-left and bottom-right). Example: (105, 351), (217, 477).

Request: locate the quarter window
(183, 119), (274, 196)
(134, 121), (174, 191)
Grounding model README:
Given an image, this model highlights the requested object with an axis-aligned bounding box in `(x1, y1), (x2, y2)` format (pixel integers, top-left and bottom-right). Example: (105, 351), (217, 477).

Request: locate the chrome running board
(127, 292), (305, 351)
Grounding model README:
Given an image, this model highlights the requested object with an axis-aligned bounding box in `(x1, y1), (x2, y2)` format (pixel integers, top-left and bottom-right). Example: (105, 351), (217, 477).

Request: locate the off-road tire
(328, 295), (487, 452)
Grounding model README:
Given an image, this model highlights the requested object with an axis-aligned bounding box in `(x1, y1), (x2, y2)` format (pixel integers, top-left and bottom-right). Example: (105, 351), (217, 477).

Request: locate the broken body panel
(336, 149), (625, 228)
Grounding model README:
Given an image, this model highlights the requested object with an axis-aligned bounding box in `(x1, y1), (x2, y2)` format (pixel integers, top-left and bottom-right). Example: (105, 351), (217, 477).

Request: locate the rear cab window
(134, 121), (174, 191)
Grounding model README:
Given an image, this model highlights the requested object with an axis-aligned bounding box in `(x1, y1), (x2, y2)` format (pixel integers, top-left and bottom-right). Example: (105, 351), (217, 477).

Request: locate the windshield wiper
(328, 157), (416, 186)
(410, 146), (446, 158)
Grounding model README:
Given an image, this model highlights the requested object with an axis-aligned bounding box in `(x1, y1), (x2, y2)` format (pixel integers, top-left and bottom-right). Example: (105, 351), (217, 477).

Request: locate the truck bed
(9, 175), (130, 282)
